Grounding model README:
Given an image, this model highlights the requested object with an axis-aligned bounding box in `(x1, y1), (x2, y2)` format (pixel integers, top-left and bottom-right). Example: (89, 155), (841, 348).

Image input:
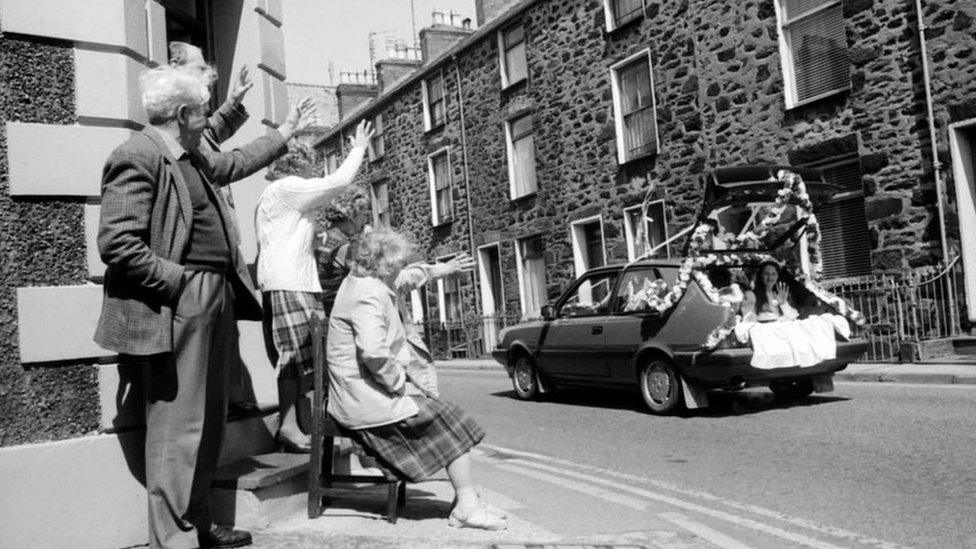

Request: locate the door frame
(948, 118), (976, 323)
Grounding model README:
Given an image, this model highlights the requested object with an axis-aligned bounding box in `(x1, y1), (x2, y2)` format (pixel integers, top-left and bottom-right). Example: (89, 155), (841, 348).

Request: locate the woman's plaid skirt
(266, 290), (324, 382)
(352, 396), (485, 483)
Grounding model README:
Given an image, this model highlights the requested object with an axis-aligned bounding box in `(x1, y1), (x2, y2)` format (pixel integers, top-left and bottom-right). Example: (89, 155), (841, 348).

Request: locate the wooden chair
(307, 316), (407, 523)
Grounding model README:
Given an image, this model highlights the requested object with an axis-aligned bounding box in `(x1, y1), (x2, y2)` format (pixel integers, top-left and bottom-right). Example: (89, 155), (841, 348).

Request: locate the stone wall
(317, 0), (975, 319)
(0, 35), (98, 445)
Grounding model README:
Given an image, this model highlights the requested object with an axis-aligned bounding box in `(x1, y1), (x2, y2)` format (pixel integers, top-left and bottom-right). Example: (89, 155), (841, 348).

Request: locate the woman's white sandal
(448, 506), (508, 530)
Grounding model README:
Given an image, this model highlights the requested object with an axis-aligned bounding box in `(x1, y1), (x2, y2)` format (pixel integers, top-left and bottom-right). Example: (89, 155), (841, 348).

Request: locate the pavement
(434, 356), (976, 385)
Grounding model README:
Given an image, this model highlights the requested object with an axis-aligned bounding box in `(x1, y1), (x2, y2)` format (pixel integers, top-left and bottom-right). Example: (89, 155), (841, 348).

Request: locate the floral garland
(697, 170), (864, 350)
(628, 169), (865, 351)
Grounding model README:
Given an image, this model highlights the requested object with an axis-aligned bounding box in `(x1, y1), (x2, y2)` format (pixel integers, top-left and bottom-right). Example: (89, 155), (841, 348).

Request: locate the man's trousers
(144, 271), (236, 549)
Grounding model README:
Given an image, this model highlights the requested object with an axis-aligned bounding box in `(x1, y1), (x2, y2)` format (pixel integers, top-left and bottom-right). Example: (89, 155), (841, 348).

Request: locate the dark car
(492, 165), (870, 414)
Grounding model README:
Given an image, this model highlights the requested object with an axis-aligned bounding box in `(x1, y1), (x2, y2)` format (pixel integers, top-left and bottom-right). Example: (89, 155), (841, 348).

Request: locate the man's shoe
(198, 525), (252, 548)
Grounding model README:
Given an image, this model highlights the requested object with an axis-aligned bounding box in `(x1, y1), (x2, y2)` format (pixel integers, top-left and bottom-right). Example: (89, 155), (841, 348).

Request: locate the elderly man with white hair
(94, 64), (314, 549)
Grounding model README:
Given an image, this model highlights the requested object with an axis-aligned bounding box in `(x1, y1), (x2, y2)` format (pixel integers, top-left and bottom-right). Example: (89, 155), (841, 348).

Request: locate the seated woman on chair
(743, 260), (799, 323)
(326, 229), (507, 531)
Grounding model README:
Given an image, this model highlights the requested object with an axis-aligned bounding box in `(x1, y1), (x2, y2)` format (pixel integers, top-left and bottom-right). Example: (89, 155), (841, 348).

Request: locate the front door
(950, 121), (976, 325)
(538, 271), (618, 379)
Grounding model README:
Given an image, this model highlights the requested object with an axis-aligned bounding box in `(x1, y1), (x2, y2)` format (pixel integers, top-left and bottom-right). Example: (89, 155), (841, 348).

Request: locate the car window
(558, 271), (618, 318)
(613, 267), (679, 314)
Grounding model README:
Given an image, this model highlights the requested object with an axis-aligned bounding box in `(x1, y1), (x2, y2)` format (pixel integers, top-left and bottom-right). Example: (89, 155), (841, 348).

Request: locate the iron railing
(418, 260), (967, 363)
(819, 256), (965, 361)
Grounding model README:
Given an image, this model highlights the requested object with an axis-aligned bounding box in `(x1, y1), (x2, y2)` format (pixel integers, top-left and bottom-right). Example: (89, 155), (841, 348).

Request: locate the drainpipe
(914, 0), (950, 263)
(453, 54), (483, 317)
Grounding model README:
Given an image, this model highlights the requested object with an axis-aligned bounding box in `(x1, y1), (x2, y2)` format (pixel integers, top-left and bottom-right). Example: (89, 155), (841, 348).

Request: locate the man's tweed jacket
(94, 127), (287, 356)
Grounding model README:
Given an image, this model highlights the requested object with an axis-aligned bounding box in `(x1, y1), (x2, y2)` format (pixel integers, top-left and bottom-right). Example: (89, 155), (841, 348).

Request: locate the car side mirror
(540, 305), (556, 320)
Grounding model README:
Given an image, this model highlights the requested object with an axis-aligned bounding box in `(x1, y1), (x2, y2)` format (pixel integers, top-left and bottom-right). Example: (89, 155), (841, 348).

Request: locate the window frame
(497, 21), (528, 89)
(773, 0), (850, 109)
(799, 152), (871, 278)
(602, 0), (646, 32)
(623, 200), (670, 261)
(570, 215), (608, 278)
(370, 178), (391, 228)
(514, 234), (547, 319)
(323, 148), (340, 175)
(504, 112), (538, 199)
(421, 70), (448, 131)
(477, 242), (506, 316)
(367, 113), (385, 161)
(427, 147), (453, 226)
(609, 48), (660, 165)
(436, 253), (464, 324)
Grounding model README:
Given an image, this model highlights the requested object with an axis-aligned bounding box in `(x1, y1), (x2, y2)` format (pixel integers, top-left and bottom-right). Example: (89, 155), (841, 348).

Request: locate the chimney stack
(419, 9), (475, 64)
(474, 0), (521, 26)
(375, 40), (422, 92)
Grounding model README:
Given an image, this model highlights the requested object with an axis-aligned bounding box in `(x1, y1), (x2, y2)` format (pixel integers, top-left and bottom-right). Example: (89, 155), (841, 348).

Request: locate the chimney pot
(432, 10), (445, 25)
(462, 17), (472, 29)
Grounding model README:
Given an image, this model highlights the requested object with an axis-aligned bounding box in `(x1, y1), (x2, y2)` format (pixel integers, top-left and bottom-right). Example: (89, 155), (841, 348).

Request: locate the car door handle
(591, 326), (603, 335)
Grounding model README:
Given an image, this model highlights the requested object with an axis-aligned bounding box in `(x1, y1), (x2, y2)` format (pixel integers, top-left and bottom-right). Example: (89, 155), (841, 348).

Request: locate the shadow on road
(491, 387), (849, 417)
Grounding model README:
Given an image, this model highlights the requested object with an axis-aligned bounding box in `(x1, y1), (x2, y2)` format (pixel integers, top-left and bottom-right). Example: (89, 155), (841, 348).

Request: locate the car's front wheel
(769, 377), (815, 399)
(639, 359), (683, 414)
(511, 354), (540, 400)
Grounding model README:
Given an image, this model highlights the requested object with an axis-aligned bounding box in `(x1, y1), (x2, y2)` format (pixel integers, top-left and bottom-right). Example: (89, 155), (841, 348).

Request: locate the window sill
(425, 121), (447, 134)
(784, 87), (849, 111)
(432, 218), (454, 229)
(368, 154), (385, 164)
(501, 77), (527, 94)
(510, 190), (537, 203)
(617, 148), (658, 166)
(604, 13), (644, 36)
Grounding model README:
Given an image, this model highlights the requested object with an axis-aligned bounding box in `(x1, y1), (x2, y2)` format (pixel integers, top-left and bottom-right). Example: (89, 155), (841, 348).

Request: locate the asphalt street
(444, 368), (976, 549)
(258, 369), (976, 548)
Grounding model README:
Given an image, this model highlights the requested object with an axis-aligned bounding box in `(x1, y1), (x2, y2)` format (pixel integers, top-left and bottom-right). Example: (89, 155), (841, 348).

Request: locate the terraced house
(315, 0), (976, 357)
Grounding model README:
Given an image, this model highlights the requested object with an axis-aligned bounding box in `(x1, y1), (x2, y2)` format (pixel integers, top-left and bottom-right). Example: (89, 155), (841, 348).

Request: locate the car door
(601, 266), (679, 380)
(538, 270), (618, 379)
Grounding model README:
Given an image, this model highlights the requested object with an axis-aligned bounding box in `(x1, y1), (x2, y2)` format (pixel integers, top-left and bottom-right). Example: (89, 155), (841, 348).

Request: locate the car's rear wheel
(769, 377), (815, 399)
(511, 354), (539, 400)
(639, 359), (683, 414)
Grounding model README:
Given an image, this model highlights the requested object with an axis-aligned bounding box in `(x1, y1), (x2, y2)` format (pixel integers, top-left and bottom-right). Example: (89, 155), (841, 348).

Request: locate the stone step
(213, 452), (311, 530)
(952, 336), (976, 356)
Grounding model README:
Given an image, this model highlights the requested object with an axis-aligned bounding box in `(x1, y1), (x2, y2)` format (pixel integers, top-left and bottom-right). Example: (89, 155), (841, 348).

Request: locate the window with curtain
(437, 255), (464, 323)
(777, 0), (850, 107)
(611, 52), (658, 163)
(624, 200), (669, 260)
(604, 0), (645, 30)
(428, 150), (452, 225)
(324, 149), (339, 174)
(518, 235), (547, 318)
(499, 23), (527, 87)
(506, 113), (538, 198)
(368, 113), (385, 161)
(371, 179), (390, 228)
(424, 72), (447, 129)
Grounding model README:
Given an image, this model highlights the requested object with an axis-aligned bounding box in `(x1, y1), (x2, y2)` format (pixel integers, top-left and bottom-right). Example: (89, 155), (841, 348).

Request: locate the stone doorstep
(214, 452), (310, 491)
(952, 336), (976, 356)
(213, 452), (311, 530)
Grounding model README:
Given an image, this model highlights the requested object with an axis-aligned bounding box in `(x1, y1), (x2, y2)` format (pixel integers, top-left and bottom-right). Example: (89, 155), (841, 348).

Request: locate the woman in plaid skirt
(256, 120), (373, 452)
(327, 229), (508, 531)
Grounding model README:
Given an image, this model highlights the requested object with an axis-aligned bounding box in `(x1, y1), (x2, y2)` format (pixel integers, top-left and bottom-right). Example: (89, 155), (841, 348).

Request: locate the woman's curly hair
(347, 228), (415, 279)
(324, 185), (371, 223)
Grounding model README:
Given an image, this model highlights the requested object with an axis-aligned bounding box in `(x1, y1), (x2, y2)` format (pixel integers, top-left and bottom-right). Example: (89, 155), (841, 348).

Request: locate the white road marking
(496, 456), (844, 549)
(659, 512), (756, 549)
(488, 461), (649, 511)
(479, 444), (909, 549)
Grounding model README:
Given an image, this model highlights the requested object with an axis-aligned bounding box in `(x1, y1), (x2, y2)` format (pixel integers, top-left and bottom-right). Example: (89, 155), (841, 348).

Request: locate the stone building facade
(0, 1), (291, 546)
(316, 0), (976, 333)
